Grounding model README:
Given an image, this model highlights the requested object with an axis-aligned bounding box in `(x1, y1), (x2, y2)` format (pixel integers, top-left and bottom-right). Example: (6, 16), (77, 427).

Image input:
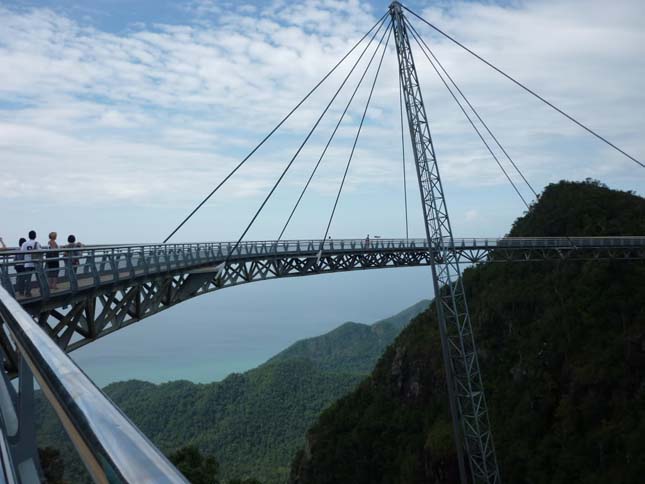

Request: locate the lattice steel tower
(390, 3), (500, 483)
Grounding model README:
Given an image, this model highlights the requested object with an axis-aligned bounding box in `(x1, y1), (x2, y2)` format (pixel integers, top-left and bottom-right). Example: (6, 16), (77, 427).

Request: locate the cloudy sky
(1, 0), (643, 246)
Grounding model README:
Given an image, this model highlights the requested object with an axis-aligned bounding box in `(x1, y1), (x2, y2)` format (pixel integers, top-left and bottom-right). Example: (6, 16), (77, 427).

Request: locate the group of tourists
(1, 231), (83, 297)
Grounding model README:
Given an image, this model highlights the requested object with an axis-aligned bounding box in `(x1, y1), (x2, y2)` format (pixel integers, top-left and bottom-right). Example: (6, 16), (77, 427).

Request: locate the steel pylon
(389, 3), (501, 483)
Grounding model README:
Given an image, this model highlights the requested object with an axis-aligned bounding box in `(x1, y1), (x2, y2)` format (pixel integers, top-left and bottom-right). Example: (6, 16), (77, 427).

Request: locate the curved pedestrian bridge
(2, 236), (644, 307)
(0, 236), (643, 364)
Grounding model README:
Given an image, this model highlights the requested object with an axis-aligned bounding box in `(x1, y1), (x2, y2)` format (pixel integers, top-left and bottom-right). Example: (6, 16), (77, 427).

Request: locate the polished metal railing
(0, 285), (187, 483)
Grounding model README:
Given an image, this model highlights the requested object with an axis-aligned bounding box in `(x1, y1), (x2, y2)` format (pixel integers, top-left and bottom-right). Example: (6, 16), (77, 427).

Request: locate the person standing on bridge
(20, 230), (42, 297)
(0, 236), (6, 251)
(46, 232), (60, 290)
(365, 234), (370, 248)
(64, 234), (83, 271)
(14, 237), (27, 296)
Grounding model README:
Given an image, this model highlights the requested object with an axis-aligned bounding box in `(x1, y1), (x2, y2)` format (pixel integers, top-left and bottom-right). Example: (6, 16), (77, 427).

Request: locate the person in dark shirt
(14, 237), (27, 296)
(46, 232), (60, 290)
(64, 234), (84, 271)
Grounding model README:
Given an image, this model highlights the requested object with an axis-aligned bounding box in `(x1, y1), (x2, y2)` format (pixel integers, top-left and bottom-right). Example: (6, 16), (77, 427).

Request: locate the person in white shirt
(20, 230), (42, 297)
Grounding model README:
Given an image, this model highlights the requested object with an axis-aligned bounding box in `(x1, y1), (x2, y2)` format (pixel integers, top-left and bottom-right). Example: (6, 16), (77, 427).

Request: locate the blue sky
(1, 0), (643, 383)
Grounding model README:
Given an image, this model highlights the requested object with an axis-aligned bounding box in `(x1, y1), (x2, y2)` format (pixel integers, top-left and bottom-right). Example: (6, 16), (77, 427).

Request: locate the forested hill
(289, 180), (645, 484)
(36, 300), (428, 483)
(267, 300), (430, 373)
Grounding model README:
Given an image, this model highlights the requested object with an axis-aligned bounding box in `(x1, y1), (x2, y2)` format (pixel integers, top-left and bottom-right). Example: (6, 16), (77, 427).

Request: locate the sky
(1, 0), (644, 383)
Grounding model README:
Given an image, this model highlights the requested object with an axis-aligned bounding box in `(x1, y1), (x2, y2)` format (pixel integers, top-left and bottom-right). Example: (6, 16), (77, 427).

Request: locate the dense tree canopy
(290, 180), (645, 483)
(169, 446), (220, 484)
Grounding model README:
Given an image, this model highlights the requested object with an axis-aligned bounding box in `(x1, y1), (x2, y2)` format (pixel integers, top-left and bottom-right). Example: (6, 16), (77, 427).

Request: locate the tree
(38, 447), (67, 484)
(169, 446), (220, 484)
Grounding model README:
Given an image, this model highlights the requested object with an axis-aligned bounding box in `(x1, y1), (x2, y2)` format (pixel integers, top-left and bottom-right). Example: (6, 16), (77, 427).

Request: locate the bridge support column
(0, 353), (43, 483)
(390, 2), (500, 483)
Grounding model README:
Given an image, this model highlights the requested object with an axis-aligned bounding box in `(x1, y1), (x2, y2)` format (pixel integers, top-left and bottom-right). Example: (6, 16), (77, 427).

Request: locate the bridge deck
(1, 237), (644, 306)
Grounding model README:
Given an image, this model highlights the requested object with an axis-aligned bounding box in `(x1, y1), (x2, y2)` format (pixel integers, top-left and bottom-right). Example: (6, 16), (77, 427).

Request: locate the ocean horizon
(71, 267), (433, 387)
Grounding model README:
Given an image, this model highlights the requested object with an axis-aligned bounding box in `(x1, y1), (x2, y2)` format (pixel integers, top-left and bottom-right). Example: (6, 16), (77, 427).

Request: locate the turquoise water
(71, 267), (433, 387)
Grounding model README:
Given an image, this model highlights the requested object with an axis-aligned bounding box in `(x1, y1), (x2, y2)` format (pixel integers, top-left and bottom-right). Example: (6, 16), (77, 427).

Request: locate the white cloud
(465, 209), (478, 222)
(0, 0), (643, 242)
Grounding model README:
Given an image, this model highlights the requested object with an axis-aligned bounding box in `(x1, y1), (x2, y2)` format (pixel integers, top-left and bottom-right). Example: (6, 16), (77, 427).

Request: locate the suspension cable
(162, 12), (390, 243)
(403, 6), (644, 169)
(277, 21), (392, 242)
(399, 70), (409, 239)
(322, 24), (393, 243)
(407, 23), (531, 209)
(406, 19), (538, 199)
(226, 18), (391, 259)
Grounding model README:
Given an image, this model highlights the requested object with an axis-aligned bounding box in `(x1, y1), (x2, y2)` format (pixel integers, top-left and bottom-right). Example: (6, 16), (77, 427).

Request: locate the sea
(71, 266), (433, 387)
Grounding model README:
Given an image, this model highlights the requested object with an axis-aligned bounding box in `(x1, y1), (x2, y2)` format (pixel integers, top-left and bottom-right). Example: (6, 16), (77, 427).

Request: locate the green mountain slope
(289, 180), (645, 484)
(267, 300), (430, 374)
(36, 300), (427, 483)
(37, 360), (362, 483)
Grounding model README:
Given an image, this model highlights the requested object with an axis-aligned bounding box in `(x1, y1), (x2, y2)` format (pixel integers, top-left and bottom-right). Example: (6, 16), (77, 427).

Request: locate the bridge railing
(0, 239), (428, 302)
(440, 236), (645, 250)
(0, 285), (188, 483)
(1, 237), (643, 303)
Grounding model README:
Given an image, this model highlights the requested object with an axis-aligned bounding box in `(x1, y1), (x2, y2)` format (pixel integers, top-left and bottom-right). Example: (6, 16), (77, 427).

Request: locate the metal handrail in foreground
(0, 286), (187, 484)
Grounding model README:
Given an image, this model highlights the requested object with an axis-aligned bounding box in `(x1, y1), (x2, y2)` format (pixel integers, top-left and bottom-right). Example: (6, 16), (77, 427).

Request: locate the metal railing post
(126, 248), (135, 278)
(35, 262), (49, 300)
(0, 262), (14, 297)
(109, 249), (119, 281)
(67, 254), (78, 293)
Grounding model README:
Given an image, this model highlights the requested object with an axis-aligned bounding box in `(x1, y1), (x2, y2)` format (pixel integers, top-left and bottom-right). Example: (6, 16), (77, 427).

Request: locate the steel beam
(390, 3), (500, 482)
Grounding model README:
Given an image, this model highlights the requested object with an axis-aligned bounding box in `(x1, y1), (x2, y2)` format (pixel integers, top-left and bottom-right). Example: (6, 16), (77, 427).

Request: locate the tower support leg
(389, 3), (500, 482)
